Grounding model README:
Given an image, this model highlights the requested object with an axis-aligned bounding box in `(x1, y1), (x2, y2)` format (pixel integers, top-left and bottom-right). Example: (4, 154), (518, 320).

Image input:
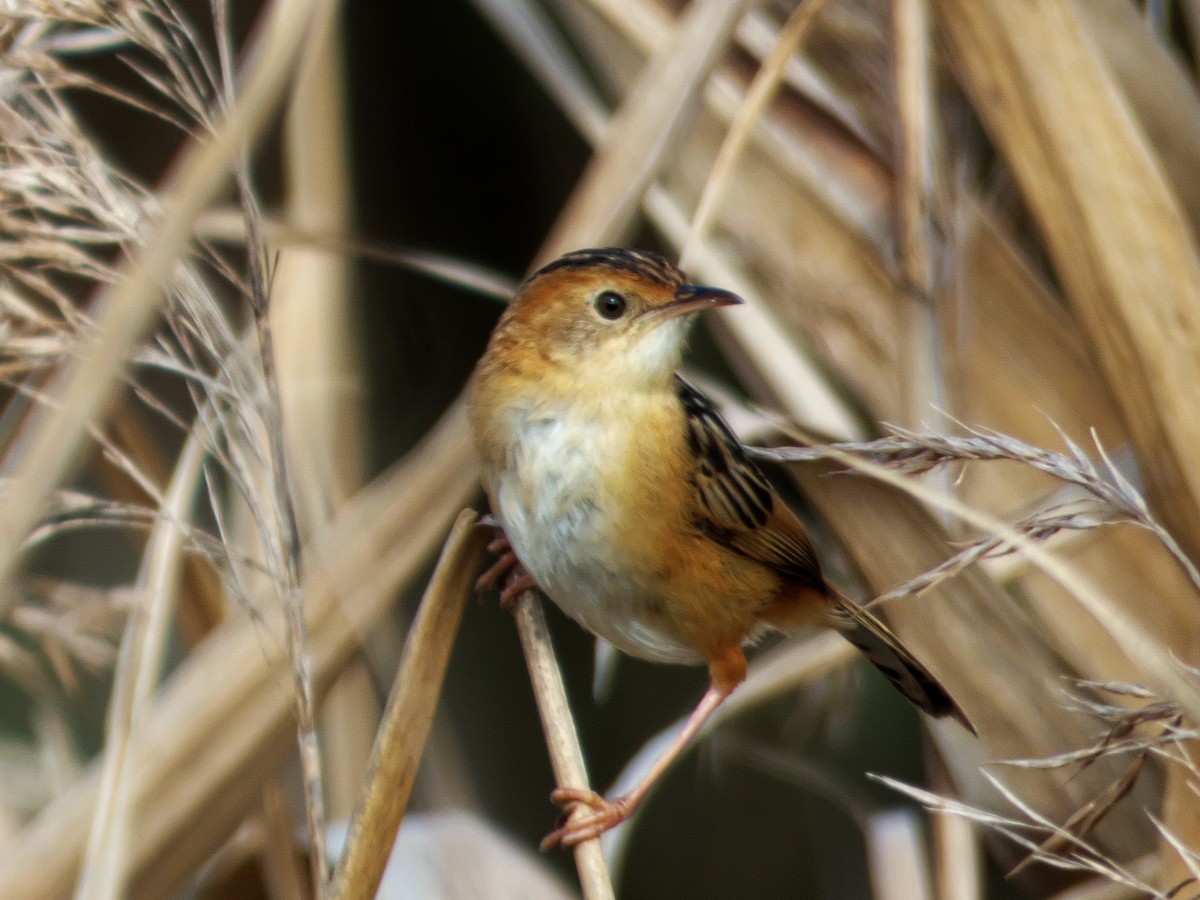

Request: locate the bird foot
(497, 570), (536, 609)
(475, 519), (537, 610)
(540, 788), (636, 850)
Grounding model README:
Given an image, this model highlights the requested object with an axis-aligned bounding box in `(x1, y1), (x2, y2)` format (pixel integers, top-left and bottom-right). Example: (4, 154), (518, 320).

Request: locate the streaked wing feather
(675, 376), (823, 590)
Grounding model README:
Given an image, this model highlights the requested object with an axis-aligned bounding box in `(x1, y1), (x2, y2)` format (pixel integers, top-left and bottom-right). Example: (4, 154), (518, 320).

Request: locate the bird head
(497, 248), (742, 388)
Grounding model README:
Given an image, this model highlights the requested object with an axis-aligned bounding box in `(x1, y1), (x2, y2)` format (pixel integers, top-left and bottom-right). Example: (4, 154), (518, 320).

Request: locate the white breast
(493, 406), (698, 664)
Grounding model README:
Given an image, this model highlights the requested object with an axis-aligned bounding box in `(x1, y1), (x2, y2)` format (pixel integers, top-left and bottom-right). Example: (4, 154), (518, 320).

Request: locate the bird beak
(654, 284), (744, 320)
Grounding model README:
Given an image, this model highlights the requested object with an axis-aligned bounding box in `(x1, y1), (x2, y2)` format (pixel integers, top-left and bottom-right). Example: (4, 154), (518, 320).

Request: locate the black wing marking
(675, 376), (823, 588)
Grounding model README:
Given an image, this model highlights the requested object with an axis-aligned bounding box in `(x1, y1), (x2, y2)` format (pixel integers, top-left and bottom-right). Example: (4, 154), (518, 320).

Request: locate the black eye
(595, 290), (627, 320)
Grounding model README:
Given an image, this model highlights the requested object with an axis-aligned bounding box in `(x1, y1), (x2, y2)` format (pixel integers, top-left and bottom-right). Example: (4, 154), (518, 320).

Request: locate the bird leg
(475, 519), (537, 609)
(541, 647), (747, 849)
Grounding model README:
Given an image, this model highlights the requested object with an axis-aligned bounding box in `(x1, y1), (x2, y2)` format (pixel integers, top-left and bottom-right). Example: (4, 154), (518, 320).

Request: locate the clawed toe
(475, 548), (518, 594)
(475, 520), (538, 608)
(497, 571), (536, 608)
(540, 788), (636, 849)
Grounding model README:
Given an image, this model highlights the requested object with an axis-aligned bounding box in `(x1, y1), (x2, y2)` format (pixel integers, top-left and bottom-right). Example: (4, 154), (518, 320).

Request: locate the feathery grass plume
(2, 2), (335, 895)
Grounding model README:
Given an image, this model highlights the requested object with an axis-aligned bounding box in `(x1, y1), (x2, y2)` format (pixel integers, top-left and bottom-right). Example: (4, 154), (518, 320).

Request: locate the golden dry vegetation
(1, 1), (1199, 898)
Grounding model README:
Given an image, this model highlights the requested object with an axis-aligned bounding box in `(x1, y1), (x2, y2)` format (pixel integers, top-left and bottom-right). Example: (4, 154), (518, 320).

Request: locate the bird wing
(674, 376), (825, 592)
(674, 380), (975, 731)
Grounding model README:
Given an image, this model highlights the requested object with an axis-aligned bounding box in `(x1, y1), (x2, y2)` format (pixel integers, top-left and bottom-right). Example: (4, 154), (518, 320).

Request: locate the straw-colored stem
(892, 0), (943, 430)
(74, 424), (206, 900)
(540, 0), (754, 264)
(512, 593), (615, 900)
(327, 510), (485, 900)
(680, 0), (830, 269)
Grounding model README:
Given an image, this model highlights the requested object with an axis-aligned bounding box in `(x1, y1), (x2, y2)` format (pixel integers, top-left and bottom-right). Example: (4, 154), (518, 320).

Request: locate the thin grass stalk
(0, 0), (341, 610)
(276, 12), (372, 852)
(679, 0), (831, 270)
(539, 0), (755, 265)
(0, 404), (477, 900)
(930, 779), (983, 900)
(509, 595), (615, 900)
(74, 424), (206, 900)
(866, 809), (935, 900)
(892, 0), (945, 431)
(234, 182), (330, 895)
(1047, 853), (1158, 900)
(327, 510), (485, 900)
(196, 209), (519, 300)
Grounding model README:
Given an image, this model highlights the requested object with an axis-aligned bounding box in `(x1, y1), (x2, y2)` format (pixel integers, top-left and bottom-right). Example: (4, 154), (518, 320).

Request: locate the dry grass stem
(540, 0), (754, 262)
(866, 809), (935, 900)
(680, 0), (832, 269)
(512, 593), (615, 900)
(75, 429), (206, 900)
(327, 509), (485, 900)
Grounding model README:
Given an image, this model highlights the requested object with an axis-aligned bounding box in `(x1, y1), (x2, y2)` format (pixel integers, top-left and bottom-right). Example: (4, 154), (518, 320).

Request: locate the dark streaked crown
(523, 248), (686, 292)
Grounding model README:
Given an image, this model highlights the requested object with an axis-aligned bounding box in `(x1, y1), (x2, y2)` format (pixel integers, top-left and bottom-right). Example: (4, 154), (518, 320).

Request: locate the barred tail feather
(831, 592), (976, 735)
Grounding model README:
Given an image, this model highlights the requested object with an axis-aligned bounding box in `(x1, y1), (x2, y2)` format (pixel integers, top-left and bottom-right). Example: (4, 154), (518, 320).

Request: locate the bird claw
(475, 519), (537, 609)
(497, 571), (536, 609)
(540, 788), (636, 849)
(474, 545), (518, 594)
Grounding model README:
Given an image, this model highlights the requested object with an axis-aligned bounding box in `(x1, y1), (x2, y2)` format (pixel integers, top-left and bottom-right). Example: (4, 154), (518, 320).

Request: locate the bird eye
(595, 290), (628, 320)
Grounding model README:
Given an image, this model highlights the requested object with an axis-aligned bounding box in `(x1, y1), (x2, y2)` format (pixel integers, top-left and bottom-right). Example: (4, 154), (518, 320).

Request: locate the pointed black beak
(655, 284), (744, 319)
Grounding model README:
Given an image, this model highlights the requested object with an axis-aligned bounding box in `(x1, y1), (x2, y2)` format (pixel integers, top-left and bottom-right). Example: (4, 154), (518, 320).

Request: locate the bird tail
(829, 590), (976, 735)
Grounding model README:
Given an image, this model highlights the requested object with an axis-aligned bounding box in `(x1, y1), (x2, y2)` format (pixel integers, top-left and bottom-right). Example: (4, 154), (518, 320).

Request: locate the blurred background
(4, 0), (1200, 898)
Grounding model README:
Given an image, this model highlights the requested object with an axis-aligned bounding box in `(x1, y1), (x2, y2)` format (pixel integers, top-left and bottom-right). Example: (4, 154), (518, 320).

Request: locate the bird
(467, 247), (971, 849)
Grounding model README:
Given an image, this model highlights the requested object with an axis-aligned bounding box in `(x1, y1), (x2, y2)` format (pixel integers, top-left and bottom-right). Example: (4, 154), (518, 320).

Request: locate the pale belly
(493, 414), (701, 664)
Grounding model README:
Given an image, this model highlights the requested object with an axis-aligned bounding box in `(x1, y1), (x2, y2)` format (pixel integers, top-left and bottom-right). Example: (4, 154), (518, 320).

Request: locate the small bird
(468, 247), (970, 848)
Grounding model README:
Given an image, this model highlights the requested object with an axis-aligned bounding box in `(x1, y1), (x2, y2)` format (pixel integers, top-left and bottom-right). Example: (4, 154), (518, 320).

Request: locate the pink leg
(541, 647), (747, 849)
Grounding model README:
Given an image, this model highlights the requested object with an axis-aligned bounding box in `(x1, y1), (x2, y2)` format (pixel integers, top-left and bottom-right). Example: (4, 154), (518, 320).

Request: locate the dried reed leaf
(1074, 0), (1200, 235)
(892, 0), (943, 428)
(933, 0), (1200, 564)
(274, 14), (362, 533)
(0, 405), (478, 900)
(934, 3), (1200, 881)
(945, 203), (1127, 514)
